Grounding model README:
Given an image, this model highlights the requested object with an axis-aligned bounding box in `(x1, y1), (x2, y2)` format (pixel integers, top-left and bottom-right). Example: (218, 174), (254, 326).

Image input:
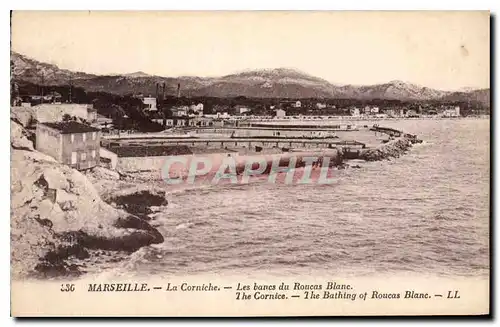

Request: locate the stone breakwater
(358, 134), (421, 161)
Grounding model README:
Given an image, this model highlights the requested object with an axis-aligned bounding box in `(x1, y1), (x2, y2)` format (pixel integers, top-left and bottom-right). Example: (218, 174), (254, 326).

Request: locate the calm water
(117, 119), (490, 278)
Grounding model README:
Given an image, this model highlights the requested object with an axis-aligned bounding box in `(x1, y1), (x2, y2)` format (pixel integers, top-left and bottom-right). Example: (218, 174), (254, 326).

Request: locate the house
(170, 106), (189, 117)
(406, 109), (419, 117)
(294, 101), (302, 108)
(36, 121), (101, 170)
(234, 105), (250, 115)
(384, 109), (396, 117)
(34, 103), (97, 123)
(316, 103), (327, 109)
(164, 118), (189, 127)
(189, 103), (204, 114)
(441, 106), (461, 117)
(188, 117), (214, 127)
(370, 106), (380, 114)
(275, 109), (286, 118)
(142, 97), (157, 112)
(350, 107), (361, 117)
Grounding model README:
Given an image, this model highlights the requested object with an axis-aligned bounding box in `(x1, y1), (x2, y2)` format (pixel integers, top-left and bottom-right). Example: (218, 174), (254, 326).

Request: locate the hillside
(439, 89), (490, 107)
(11, 51), (489, 105)
(11, 51), (97, 85)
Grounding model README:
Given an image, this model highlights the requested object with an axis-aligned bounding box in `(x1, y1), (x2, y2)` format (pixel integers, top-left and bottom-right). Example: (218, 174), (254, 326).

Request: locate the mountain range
(11, 51), (490, 106)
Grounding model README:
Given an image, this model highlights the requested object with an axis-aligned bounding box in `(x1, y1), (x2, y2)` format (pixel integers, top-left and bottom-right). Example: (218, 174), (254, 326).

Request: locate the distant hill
(123, 71), (152, 78)
(439, 89), (490, 106)
(11, 51), (490, 106)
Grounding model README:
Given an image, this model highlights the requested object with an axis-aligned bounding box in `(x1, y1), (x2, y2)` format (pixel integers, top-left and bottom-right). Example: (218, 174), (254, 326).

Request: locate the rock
(359, 136), (415, 162)
(11, 106), (36, 127)
(11, 120), (34, 151)
(41, 168), (70, 190)
(43, 244), (90, 263)
(66, 229), (164, 253)
(34, 216), (53, 229)
(87, 166), (120, 181)
(56, 189), (78, 211)
(107, 188), (168, 209)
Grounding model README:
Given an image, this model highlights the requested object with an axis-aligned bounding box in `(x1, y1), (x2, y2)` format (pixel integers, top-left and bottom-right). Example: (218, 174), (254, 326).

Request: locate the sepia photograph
(9, 10), (490, 316)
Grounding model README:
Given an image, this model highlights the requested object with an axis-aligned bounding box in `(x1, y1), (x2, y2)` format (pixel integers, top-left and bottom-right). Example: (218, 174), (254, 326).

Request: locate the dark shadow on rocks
(74, 230), (164, 252)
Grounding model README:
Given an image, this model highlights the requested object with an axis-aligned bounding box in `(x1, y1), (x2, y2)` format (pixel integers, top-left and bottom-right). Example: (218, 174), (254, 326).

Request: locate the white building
(34, 103), (97, 123)
(370, 106), (380, 114)
(234, 105), (250, 114)
(294, 101), (302, 108)
(350, 107), (361, 117)
(316, 103), (327, 109)
(189, 103), (204, 114)
(142, 97), (157, 111)
(171, 106), (189, 117)
(442, 106), (461, 117)
(217, 112), (231, 119)
(275, 109), (286, 118)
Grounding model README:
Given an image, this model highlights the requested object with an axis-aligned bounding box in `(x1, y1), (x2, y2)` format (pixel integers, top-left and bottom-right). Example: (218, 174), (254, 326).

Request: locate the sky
(11, 11), (490, 90)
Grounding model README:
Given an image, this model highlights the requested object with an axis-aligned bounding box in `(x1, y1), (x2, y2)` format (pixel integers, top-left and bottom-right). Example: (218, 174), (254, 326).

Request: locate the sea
(104, 118), (490, 279)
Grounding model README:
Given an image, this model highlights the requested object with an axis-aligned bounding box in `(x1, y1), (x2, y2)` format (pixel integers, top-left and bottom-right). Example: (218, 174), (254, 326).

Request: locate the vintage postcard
(10, 11), (490, 316)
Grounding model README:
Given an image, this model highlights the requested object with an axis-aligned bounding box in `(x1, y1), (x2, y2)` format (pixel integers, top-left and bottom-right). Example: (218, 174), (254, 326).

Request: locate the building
(34, 103), (97, 123)
(105, 145), (194, 173)
(294, 101), (302, 108)
(36, 121), (101, 170)
(441, 106), (461, 117)
(350, 107), (361, 117)
(406, 109), (419, 117)
(275, 109), (286, 118)
(189, 103), (204, 114)
(171, 106), (189, 117)
(164, 118), (188, 127)
(142, 97), (158, 112)
(189, 117), (214, 127)
(234, 105), (250, 115)
(216, 112), (230, 119)
(316, 103), (327, 109)
(24, 92), (62, 106)
(384, 109), (396, 117)
(370, 106), (380, 114)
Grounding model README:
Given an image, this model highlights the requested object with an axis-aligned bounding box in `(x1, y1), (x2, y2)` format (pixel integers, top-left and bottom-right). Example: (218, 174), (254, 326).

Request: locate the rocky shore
(11, 118), (166, 279)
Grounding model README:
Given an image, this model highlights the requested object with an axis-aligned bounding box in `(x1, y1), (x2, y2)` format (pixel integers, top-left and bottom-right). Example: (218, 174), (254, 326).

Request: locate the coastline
(11, 111), (423, 279)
